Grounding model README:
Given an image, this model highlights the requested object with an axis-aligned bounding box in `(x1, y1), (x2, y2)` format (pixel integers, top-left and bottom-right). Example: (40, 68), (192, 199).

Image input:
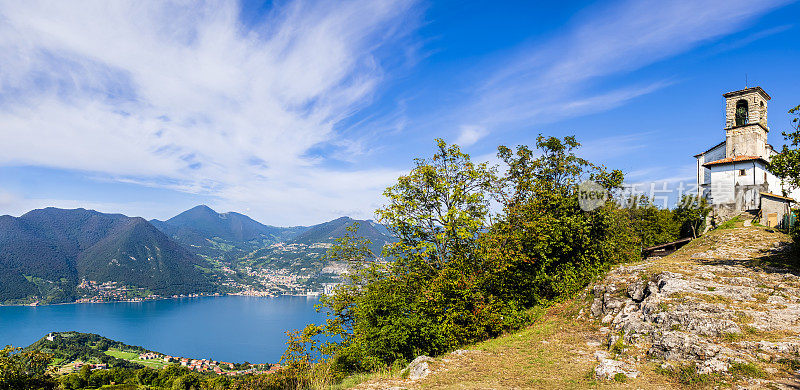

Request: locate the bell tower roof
(723, 86), (771, 101)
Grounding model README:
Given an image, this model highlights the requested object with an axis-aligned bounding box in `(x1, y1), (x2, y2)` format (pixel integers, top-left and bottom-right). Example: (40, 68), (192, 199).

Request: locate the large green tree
(377, 138), (494, 269)
(481, 135), (636, 306)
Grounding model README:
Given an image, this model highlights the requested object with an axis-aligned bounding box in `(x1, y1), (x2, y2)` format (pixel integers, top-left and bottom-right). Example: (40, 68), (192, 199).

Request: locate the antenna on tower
(745, 73), (748, 88)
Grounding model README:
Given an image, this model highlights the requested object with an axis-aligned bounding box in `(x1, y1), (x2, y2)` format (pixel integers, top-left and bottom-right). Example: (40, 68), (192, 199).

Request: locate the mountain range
(0, 205), (395, 304)
(149, 205), (308, 261)
(0, 208), (213, 304)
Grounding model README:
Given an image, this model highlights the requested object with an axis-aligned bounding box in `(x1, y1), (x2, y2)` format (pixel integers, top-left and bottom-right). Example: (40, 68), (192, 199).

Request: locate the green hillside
(25, 332), (148, 369)
(0, 208), (215, 304)
(290, 216), (394, 255)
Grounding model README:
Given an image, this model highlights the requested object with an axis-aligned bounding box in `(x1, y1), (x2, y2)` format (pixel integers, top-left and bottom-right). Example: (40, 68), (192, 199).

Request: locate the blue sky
(0, 0), (798, 225)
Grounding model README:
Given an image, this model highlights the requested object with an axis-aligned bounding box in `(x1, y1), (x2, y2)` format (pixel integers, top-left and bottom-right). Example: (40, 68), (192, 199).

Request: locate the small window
(739, 169), (746, 176)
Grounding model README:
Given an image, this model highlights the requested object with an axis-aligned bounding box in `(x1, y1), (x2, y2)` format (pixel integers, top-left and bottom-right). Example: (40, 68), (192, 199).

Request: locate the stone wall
(760, 195), (792, 227)
(725, 124), (767, 157)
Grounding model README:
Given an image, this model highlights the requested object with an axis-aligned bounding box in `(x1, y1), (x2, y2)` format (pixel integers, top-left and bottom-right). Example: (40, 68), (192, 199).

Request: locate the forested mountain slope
(0, 208), (214, 304)
(290, 216), (394, 255)
(151, 205), (307, 261)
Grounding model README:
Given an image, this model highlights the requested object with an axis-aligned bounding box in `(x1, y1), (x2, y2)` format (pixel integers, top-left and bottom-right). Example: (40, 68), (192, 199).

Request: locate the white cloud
(577, 132), (653, 161)
(0, 0), (418, 225)
(454, 125), (487, 147)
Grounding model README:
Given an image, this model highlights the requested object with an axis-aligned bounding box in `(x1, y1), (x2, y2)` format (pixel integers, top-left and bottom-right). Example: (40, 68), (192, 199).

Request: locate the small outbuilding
(759, 192), (795, 228)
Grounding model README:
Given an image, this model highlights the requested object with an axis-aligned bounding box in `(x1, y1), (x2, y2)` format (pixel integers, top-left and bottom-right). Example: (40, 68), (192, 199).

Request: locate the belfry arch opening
(735, 99), (749, 126)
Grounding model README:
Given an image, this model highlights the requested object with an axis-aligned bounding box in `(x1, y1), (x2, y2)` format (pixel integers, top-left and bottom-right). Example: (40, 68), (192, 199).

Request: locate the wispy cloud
(455, 125), (487, 147)
(454, 0), (792, 136)
(0, 0), (419, 224)
(577, 132), (653, 161)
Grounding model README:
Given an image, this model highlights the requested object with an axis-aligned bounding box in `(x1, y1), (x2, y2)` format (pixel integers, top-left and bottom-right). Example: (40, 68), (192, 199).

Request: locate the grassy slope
(349, 300), (678, 389)
(349, 218), (796, 389)
(104, 349), (169, 369)
(440, 306), (673, 389)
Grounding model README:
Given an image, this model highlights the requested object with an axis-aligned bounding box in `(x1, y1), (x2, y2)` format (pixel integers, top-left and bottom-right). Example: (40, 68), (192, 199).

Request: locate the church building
(694, 86), (797, 223)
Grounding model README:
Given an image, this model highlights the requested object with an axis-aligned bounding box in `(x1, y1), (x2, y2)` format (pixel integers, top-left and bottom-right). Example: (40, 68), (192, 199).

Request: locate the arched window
(735, 99), (748, 126)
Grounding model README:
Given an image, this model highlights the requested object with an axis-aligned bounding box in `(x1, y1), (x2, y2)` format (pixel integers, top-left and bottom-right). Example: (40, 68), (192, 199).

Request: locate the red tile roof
(703, 155), (767, 167)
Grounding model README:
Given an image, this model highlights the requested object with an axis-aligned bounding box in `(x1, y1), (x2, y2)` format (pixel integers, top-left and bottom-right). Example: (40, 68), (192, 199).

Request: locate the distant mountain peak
(186, 204), (217, 214)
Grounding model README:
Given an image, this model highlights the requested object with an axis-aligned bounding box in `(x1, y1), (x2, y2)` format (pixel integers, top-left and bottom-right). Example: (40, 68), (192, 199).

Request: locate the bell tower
(723, 86), (770, 158)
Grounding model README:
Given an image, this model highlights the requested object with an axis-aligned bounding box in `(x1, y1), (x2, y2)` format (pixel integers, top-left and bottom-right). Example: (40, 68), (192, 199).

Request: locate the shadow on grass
(695, 243), (800, 275)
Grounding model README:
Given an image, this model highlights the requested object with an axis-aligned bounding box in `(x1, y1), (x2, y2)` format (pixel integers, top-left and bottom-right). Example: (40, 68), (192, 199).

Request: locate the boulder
(403, 355), (433, 381)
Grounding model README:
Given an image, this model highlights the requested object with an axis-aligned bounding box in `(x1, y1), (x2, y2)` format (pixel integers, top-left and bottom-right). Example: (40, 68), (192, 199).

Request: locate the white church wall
(709, 166), (736, 204)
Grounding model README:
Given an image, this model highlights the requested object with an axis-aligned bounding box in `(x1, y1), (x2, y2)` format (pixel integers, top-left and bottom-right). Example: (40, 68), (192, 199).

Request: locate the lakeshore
(0, 290), (324, 307)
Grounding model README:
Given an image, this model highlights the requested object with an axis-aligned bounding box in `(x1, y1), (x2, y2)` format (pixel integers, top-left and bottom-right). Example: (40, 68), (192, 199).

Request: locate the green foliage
(768, 104), (800, 190)
(324, 223), (375, 263)
(285, 135), (643, 385)
(624, 197), (681, 248)
(0, 345), (57, 390)
(674, 195), (711, 238)
(26, 332), (146, 370)
(481, 136), (637, 307)
(729, 362), (766, 379)
(377, 139), (494, 269)
(278, 324), (325, 389)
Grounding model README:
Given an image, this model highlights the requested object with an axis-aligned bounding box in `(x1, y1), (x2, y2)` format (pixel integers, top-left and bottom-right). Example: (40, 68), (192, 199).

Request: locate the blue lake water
(0, 295), (324, 363)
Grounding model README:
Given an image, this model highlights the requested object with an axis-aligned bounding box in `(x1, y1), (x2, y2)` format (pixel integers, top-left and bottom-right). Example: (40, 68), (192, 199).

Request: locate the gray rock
(628, 280), (648, 302)
(404, 355), (433, 381)
(698, 358), (729, 375)
(594, 358), (640, 380)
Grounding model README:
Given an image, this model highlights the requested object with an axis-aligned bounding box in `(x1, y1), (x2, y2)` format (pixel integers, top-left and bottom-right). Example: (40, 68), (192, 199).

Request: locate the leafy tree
(768, 104), (800, 190)
(325, 222), (375, 264)
(674, 195), (711, 239)
(279, 325), (324, 389)
(0, 346), (57, 390)
(171, 373), (202, 390)
(78, 364), (91, 382)
(284, 136), (645, 384)
(482, 136), (636, 306)
(626, 196), (682, 247)
(377, 138), (494, 269)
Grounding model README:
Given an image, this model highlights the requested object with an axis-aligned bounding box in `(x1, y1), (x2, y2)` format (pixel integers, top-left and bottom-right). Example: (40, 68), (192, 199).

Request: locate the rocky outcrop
(587, 227), (800, 381)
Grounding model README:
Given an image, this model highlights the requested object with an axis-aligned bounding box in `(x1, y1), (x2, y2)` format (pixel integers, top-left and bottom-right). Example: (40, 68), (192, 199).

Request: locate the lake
(0, 295), (324, 363)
